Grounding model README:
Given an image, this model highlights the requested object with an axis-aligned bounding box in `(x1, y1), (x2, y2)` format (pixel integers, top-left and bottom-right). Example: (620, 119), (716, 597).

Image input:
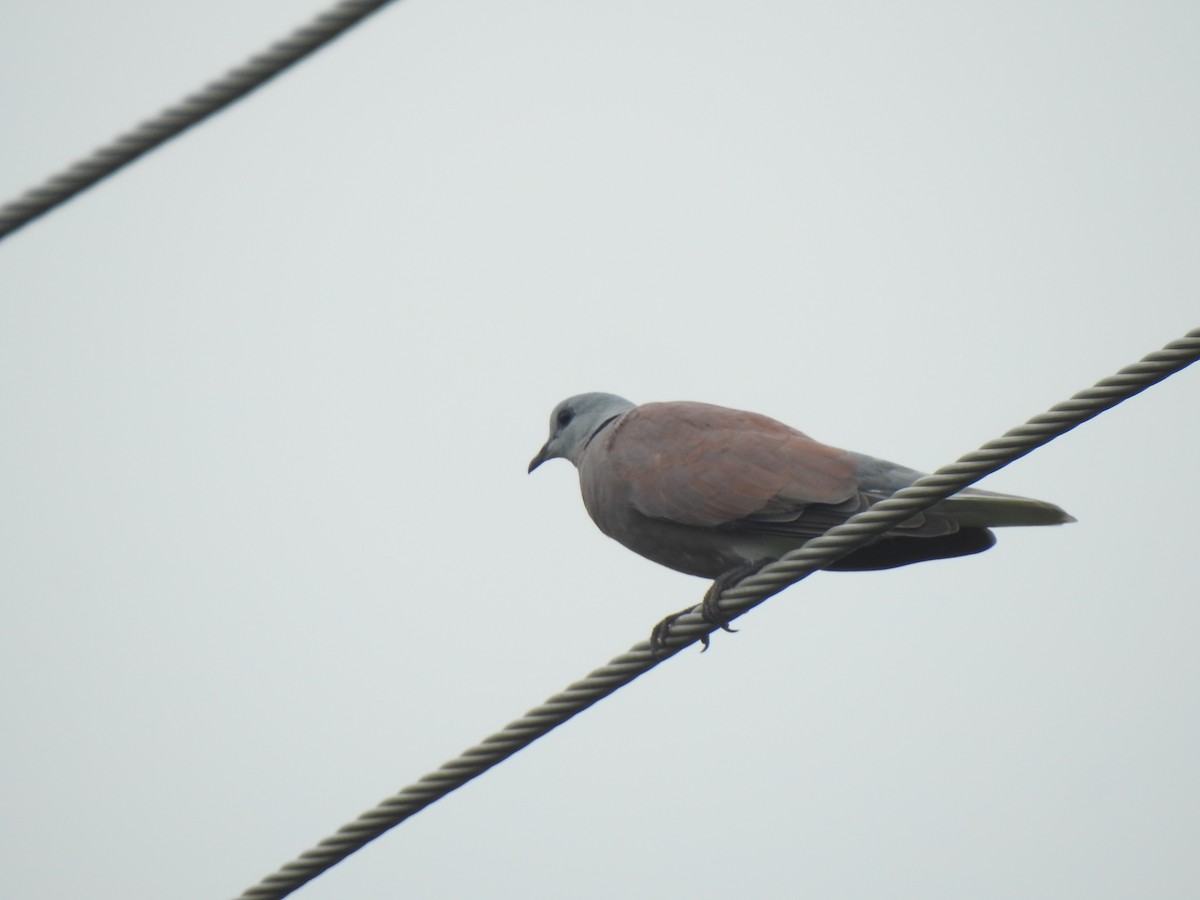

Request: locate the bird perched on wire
(528, 393), (1074, 647)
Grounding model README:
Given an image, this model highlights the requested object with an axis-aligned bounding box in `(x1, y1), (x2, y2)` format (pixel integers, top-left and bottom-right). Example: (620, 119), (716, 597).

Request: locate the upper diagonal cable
(0, 0), (400, 242)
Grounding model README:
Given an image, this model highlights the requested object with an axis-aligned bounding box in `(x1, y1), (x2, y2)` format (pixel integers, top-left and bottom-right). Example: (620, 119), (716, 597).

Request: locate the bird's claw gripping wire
(649, 559), (775, 657)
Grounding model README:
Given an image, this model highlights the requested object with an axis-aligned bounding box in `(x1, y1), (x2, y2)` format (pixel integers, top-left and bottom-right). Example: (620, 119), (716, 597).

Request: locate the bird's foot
(699, 585), (740, 636)
(700, 558), (772, 632)
(649, 559), (772, 657)
(649, 607), (706, 658)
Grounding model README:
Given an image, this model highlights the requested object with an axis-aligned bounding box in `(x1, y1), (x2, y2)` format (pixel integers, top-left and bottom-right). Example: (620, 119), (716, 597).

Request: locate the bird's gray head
(528, 393), (636, 472)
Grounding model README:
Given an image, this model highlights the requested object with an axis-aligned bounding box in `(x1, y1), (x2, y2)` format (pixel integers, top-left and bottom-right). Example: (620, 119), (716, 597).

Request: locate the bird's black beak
(528, 444), (551, 473)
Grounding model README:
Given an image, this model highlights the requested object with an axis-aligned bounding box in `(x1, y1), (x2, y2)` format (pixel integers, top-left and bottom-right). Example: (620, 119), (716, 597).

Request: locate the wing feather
(605, 402), (861, 527)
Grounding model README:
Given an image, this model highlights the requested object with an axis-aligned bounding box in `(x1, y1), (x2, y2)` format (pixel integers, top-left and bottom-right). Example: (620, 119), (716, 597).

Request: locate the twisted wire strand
(711, 330), (1200, 616)
(237, 327), (1198, 899)
(236, 649), (652, 899)
(0, 0), (399, 242)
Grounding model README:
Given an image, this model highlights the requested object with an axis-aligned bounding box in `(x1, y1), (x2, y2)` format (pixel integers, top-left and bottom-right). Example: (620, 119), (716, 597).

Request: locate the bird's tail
(933, 487), (1076, 527)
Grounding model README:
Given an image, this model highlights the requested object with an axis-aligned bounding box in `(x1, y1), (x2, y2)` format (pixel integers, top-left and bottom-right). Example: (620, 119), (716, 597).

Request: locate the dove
(528, 393), (1074, 585)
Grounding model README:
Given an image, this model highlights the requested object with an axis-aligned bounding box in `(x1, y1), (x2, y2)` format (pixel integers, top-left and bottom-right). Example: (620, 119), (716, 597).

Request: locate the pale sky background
(1, 2), (1198, 898)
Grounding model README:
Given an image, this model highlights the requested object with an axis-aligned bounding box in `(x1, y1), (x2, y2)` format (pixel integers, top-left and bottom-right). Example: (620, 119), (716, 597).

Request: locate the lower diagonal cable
(236, 326), (1199, 899)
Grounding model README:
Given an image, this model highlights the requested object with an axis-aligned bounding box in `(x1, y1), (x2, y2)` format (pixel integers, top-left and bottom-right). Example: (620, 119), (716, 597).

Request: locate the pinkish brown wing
(605, 401), (861, 527)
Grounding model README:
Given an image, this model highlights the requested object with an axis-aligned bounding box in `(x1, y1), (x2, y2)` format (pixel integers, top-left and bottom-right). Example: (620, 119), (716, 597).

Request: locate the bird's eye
(556, 408), (575, 428)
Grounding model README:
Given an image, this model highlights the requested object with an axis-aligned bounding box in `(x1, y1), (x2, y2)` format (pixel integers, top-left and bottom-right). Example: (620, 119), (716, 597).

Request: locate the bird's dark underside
(822, 527), (997, 571)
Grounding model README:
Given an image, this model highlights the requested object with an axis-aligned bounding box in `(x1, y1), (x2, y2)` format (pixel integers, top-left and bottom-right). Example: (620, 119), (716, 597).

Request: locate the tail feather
(933, 487), (1076, 528)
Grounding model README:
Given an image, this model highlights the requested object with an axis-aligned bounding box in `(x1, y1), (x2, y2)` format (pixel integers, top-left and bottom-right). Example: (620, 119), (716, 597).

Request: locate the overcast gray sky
(1, 2), (1198, 898)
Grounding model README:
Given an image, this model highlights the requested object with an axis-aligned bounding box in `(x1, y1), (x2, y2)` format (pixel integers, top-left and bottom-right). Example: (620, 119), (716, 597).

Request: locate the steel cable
(236, 326), (1199, 899)
(0, 0), (399, 242)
